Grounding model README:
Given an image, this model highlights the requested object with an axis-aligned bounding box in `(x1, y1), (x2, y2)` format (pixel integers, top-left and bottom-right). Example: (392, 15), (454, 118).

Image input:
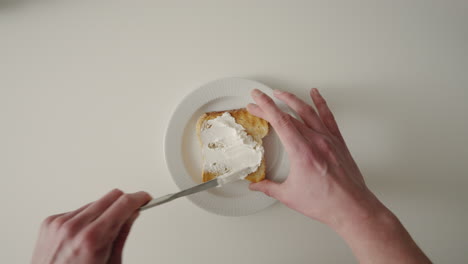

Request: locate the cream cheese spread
(200, 112), (263, 180)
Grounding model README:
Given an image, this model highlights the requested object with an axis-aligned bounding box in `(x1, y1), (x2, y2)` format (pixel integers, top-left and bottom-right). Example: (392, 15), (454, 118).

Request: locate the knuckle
(316, 136), (333, 152)
(309, 155), (328, 175)
(274, 114), (292, 128)
(314, 158), (329, 174)
(60, 221), (78, 238)
(324, 113), (336, 125)
(80, 228), (100, 251)
(119, 194), (134, 206)
(42, 215), (56, 227)
(317, 99), (327, 109)
(296, 151), (316, 165)
(71, 245), (82, 257)
(295, 146), (329, 172)
(326, 110), (336, 120)
(329, 125), (341, 138)
(324, 117), (334, 128)
(50, 216), (67, 230)
(297, 105), (313, 116)
(259, 93), (275, 105)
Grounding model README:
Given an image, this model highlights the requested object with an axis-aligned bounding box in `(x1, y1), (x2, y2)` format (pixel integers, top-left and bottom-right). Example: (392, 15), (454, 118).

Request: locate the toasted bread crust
(196, 108), (269, 183)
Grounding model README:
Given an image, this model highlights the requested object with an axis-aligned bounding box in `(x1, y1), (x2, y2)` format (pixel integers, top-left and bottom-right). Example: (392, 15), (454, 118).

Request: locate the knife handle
(139, 178), (220, 212)
(139, 193), (176, 211)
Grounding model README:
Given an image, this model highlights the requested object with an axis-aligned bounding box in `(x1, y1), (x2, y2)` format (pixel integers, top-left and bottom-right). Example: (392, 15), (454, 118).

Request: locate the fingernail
(134, 191), (152, 200)
(312, 88), (319, 95)
(144, 192), (153, 200)
(252, 89), (263, 97)
(273, 89), (283, 95)
(247, 103), (258, 109)
(111, 188), (124, 196)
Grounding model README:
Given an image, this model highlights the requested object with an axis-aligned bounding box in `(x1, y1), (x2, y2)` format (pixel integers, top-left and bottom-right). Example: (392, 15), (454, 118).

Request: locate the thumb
(109, 211), (139, 264)
(249, 179), (283, 199)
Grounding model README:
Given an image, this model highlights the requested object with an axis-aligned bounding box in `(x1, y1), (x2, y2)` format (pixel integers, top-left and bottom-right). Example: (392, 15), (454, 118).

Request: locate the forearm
(333, 201), (431, 264)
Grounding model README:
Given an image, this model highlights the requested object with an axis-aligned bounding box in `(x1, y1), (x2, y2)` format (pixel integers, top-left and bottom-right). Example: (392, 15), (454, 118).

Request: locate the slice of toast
(196, 108), (269, 183)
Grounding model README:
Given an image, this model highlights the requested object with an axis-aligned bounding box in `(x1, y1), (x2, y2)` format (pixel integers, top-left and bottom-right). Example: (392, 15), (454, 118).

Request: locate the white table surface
(1, 1), (467, 263)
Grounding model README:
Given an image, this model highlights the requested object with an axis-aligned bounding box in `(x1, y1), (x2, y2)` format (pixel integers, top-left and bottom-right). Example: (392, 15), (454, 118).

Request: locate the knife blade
(139, 168), (250, 211)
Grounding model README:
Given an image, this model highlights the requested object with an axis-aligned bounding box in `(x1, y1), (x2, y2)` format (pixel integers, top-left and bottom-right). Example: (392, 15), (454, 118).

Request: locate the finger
(90, 191), (151, 238)
(310, 88), (345, 144)
(251, 89), (306, 154)
(249, 102), (313, 145)
(70, 189), (124, 226)
(41, 213), (67, 228)
(108, 212), (140, 264)
(273, 90), (327, 133)
(249, 103), (309, 130)
(67, 203), (92, 218)
(289, 115), (315, 140)
(246, 103), (267, 120)
(249, 180), (283, 200)
(53, 202), (92, 226)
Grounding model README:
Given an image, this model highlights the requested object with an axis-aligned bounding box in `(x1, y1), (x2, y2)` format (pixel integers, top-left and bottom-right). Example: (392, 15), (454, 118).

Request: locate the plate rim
(163, 77), (288, 216)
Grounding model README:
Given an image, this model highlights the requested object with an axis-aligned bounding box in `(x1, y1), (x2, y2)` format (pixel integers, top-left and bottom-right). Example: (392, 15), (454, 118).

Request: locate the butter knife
(140, 168), (250, 211)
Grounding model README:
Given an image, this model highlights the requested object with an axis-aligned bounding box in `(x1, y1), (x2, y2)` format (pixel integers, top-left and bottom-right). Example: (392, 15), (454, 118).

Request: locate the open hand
(248, 88), (381, 228)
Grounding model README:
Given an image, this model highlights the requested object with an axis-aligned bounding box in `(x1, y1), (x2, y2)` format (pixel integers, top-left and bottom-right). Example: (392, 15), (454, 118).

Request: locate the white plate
(164, 78), (290, 216)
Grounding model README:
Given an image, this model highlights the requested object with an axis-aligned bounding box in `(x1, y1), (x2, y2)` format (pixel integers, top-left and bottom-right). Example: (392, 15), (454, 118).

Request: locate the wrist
(335, 203), (398, 239)
(326, 191), (432, 263)
(327, 191), (396, 236)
